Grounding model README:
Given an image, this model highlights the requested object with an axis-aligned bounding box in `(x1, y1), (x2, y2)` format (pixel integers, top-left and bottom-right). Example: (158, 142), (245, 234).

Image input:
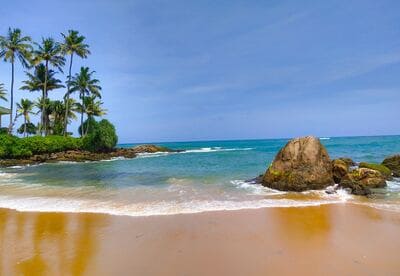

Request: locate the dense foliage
(82, 119), (118, 152)
(0, 27), (119, 158)
(0, 134), (82, 159)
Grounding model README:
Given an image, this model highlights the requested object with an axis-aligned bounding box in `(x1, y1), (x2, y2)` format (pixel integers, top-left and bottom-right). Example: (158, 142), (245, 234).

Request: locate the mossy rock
(340, 168), (386, 195)
(338, 157), (355, 167)
(359, 162), (392, 180)
(382, 155), (400, 177)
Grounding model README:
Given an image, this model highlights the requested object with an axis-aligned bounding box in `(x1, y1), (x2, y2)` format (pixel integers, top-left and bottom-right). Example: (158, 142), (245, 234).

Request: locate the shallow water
(0, 136), (399, 216)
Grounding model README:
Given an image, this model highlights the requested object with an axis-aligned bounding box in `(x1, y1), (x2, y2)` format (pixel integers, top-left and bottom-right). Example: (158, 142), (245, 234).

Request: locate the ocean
(0, 135), (399, 216)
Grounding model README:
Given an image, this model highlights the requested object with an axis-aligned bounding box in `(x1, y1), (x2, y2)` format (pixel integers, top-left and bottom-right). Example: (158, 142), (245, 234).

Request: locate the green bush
(83, 119), (118, 152)
(0, 128), (8, 135)
(78, 117), (97, 137)
(0, 134), (83, 159)
(0, 134), (17, 158)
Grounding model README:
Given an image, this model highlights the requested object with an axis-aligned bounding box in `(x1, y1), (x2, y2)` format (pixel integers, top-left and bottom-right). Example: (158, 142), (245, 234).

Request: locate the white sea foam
(184, 147), (254, 153)
(136, 152), (175, 158)
(319, 137), (330, 140)
(230, 180), (286, 195)
(0, 195), (349, 217)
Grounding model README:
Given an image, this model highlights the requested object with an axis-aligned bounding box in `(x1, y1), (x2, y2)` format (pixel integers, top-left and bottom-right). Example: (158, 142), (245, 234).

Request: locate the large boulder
(340, 168), (386, 195)
(382, 155), (400, 177)
(262, 136), (334, 191)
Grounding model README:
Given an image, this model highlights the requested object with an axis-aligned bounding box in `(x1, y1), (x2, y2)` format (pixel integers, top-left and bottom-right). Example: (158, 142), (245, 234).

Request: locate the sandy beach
(0, 204), (399, 275)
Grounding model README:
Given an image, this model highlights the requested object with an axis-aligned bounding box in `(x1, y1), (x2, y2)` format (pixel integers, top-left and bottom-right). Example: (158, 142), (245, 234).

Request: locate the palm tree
(76, 95), (107, 136)
(68, 67), (101, 137)
(21, 64), (64, 131)
(32, 37), (65, 135)
(0, 28), (33, 133)
(60, 30), (90, 136)
(0, 83), (7, 102)
(47, 99), (78, 135)
(16, 98), (35, 137)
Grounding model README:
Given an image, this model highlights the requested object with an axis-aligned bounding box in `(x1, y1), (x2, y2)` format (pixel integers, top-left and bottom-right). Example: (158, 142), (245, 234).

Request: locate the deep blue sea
(0, 136), (399, 216)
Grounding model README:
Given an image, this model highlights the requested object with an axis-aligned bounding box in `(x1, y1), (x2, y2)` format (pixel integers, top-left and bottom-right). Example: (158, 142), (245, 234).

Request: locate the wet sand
(1, 204), (400, 275)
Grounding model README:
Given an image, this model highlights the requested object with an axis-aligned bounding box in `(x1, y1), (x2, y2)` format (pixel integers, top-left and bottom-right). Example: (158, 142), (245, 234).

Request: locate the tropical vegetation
(0, 27), (117, 157)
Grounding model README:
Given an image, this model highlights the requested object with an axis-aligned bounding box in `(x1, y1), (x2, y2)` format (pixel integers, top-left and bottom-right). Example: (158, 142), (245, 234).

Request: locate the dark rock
(332, 159), (349, 184)
(382, 155), (400, 177)
(338, 157), (355, 167)
(340, 168), (386, 195)
(262, 136), (334, 191)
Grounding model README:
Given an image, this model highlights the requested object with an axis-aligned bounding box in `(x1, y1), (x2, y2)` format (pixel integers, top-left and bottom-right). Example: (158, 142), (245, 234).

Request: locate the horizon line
(118, 133), (400, 145)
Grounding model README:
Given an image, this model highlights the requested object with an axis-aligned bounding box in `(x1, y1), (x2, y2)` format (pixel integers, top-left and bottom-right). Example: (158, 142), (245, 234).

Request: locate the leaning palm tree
(32, 37), (65, 135)
(60, 30), (90, 136)
(21, 64), (64, 132)
(68, 67), (101, 137)
(0, 28), (33, 133)
(16, 98), (35, 137)
(0, 83), (7, 102)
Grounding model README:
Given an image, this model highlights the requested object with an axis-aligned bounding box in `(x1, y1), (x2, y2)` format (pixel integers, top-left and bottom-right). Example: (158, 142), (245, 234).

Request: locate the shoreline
(0, 144), (180, 167)
(1, 204), (400, 275)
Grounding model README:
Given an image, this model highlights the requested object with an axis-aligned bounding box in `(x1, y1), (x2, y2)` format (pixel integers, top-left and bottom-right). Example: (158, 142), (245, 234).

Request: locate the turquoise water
(0, 135), (399, 215)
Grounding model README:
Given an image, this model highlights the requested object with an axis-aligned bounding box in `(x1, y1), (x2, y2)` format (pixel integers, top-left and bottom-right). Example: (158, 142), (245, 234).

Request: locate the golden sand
(1, 204), (400, 275)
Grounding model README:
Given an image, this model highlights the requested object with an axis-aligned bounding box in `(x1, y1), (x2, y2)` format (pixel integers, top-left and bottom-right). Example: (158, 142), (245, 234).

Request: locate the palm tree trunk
(80, 91), (84, 137)
(85, 116), (91, 136)
(43, 60), (49, 136)
(8, 60), (14, 134)
(63, 53), (73, 136)
(24, 117), (27, 137)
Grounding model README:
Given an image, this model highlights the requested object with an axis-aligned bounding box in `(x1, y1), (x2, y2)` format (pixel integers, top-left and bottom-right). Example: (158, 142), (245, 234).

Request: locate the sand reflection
(0, 209), (109, 275)
(271, 205), (332, 243)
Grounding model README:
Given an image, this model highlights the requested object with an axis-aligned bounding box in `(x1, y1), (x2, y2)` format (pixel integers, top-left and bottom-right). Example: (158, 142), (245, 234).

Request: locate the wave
(0, 195), (351, 217)
(135, 147), (254, 158)
(319, 137), (330, 140)
(183, 147), (254, 153)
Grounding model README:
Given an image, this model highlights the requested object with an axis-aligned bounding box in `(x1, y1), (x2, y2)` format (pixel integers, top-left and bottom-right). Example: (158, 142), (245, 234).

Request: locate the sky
(0, 0), (399, 143)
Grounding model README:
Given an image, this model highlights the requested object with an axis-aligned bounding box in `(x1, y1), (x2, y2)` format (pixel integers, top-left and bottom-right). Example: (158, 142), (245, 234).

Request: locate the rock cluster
(262, 136), (395, 196)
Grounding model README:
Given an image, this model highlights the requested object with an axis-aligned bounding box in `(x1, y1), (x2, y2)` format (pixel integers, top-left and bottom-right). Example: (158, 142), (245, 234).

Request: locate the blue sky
(0, 0), (399, 143)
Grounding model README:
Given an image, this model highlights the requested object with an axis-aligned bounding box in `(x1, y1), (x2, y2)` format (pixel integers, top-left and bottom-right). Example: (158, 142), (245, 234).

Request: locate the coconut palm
(32, 37), (65, 135)
(76, 95), (107, 136)
(21, 64), (64, 132)
(16, 98), (35, 137)
(0, 28), (33, 133)
(60, 30), (90, 135)
(0, 83), (7, 102)
(47, 99), (78, 135)
(68, 67), (101, 137)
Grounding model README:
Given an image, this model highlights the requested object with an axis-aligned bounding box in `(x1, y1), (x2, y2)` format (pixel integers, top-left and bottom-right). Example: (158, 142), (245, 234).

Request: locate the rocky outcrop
(0, 144), (180, 167)
(359, 162), (392, 180)
(332, 159), (350, 184)
(340, 168), (386, 195)
(130, 144), (180, 153)
(382, 155), (400, 177)
(262, 136), (333, 191)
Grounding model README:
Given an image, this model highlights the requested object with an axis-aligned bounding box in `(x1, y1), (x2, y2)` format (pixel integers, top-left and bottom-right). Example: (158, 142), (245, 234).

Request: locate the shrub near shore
(0, 134), (82, 158)
(0, 119), (118, 159)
